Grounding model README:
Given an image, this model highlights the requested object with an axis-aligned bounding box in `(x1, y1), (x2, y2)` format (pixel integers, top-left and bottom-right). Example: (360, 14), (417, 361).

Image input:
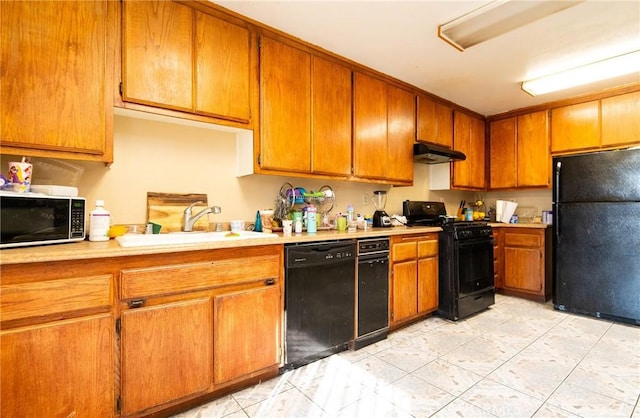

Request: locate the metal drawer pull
(127, 299), (145, 309)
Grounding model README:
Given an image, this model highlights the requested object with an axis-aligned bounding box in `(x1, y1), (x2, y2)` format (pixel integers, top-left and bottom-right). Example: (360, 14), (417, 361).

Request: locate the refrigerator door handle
(554, 161), (562, 203)
(555, 203), (560, 243)
(554, 161), (562, 243)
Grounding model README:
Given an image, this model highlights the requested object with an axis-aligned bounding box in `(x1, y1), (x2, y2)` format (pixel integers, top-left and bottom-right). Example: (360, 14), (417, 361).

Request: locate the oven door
(456, 237), (494, 296)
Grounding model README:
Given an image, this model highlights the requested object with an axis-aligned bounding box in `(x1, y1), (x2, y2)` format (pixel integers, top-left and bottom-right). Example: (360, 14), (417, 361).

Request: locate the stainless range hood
(413, 143), (466, 164)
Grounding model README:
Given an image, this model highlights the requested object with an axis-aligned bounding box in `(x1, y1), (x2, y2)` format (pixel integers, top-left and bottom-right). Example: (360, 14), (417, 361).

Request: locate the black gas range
(403, 201), (495, 320)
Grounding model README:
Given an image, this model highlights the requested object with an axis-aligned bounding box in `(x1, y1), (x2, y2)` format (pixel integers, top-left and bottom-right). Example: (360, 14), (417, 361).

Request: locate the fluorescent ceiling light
(521, 50), (640, 96)
(438, 0), (584, 51)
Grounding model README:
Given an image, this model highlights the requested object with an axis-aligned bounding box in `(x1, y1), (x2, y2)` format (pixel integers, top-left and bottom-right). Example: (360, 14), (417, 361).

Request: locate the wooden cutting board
(147, 192), (210, 233)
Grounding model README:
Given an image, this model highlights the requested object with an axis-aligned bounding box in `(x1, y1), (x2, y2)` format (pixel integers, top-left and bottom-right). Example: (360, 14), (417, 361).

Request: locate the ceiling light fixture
(438, 0), (584, 51)
(521, 50), (640, 96)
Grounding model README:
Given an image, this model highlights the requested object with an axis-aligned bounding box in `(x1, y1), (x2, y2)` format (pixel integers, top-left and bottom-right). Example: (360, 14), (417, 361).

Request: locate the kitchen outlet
(362, 193), (369, 205)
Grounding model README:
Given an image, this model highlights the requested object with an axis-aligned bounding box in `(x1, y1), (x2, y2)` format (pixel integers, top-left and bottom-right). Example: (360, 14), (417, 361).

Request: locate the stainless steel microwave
(0, 192), (86, 249)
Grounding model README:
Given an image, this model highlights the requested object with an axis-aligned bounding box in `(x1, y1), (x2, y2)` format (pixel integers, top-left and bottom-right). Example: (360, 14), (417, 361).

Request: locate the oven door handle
(456, 237), (494, 247)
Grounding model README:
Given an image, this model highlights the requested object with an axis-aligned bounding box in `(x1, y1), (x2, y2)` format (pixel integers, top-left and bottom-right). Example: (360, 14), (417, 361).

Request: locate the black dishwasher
(354, 238), (389, 350)
(284, 240), (356, 370)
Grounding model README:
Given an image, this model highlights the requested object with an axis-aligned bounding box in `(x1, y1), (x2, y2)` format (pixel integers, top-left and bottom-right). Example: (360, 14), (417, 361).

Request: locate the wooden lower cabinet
(119, 245), (283, 416)
(119, 282), (281, 415)
(214, 285), (280, 384)
(1, 244), (283, 418)
(1, 314), (114, 417)
(0, 269), (115, 417)
(391, 261), (418, 322)
(493, 228), (503, 289)
(121, 298), (214, 415)
(390, 233), (439, 328)
(494, 227), (552, 302)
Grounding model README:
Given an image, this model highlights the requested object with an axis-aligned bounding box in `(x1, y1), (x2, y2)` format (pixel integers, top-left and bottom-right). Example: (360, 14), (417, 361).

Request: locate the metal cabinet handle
(127, 299), (145, 309)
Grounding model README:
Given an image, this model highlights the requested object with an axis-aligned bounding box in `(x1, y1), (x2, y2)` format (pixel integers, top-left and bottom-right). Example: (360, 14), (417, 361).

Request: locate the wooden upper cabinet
(195, 11), (251, 122)
(387, 85), (415, 183)
(122, 1), (252, 124)
(490, 111), (550, 190)
(259, 36), (311, 172)
(416, 95), (453, 148)
(453, 111), (485, 189)
(452, 112), (471, 187)
(311, 56), (352, 177)
(123, 1), (194, 111)
(489, 117), (517, 189)
(601, 91), (640, 147)
(354, 72), (388, 179)
(354, 73), (415, 183)
(0, 0), (112, 162)
(517, 111), (550, 187)
(469, 116), (486, 189)
(551, 100), (600, 153)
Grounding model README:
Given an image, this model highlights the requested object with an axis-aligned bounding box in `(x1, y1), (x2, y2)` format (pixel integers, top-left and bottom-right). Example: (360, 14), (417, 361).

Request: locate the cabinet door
(311, 56), (352, 176)
(493, 229), (503, 289)
(417, 257), (438, 314)
(517, 111), (550, 187)
(195, 11), (251, 122)
(214, 284), (280, 384)
(354, 72), (388, 179)
(123, 0), (193, 111)
(453, 112), (485, 189)
(121, 298), (214, 416)
(504, 247), (543, 293)
(391, 261), (417, 323)
(387, 86), (415, 182)
(469, 116), (486, 189)
(434, 102), (454, 148)
(551, 101), (600, 153)
(452, 111), (472, 187)
(1, 315), (114, 417)
(0, 0), (109, 160)
(489, 117), (517, 189)
(417, 95), (453, 148)
(503, 231), (544, 294)
(601, 91), (640, 147)
(260, 37), (311, 172)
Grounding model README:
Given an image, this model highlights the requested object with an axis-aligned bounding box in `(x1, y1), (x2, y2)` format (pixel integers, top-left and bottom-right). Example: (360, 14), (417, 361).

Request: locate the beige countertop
(0, 226), (442, 265)
(489, 222), (552, 229)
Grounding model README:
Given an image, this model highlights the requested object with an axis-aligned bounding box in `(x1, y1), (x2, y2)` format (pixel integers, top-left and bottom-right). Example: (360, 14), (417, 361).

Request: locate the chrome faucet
(183, 201), (222, 232)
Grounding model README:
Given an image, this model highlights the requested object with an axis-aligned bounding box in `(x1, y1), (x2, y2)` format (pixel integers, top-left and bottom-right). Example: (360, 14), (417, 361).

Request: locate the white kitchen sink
(115, 230), (279, 248)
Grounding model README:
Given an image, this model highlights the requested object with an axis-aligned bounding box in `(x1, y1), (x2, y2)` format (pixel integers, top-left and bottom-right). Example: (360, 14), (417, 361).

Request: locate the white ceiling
(216, 0), (640, 116)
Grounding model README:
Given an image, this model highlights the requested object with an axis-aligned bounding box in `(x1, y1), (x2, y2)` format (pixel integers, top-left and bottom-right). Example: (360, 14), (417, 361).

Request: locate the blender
(372, 190), (392, 227)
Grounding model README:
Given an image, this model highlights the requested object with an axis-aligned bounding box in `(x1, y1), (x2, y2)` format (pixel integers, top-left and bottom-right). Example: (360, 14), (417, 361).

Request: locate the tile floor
(174, 294), (640, 418)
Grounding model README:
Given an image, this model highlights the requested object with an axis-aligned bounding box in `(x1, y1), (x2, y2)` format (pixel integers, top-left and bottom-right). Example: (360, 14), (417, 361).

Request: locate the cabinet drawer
(417, 239), (438, 258)
(504, 232), (542, 247)
(121, 254), (280, 299)
(392, 241), (417, 262)
(1, 275), (113, 323)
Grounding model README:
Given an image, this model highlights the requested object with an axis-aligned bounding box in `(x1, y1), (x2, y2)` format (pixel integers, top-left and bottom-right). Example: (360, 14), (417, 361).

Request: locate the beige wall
(6, 111), (550, 228)
(483, 190), (553, 218)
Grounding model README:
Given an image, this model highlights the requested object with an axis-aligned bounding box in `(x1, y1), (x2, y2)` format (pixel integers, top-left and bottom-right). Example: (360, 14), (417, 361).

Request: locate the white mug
(230, 220), (245, 232)
(282, 220), (293, 235)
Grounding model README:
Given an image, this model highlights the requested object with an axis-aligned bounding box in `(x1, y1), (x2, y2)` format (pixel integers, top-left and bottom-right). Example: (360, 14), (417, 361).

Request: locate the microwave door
(3, 226), (67, 245)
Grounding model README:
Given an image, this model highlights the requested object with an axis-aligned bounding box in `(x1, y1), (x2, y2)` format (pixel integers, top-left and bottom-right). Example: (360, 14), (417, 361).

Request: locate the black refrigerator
(553, 147), (640, 325)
